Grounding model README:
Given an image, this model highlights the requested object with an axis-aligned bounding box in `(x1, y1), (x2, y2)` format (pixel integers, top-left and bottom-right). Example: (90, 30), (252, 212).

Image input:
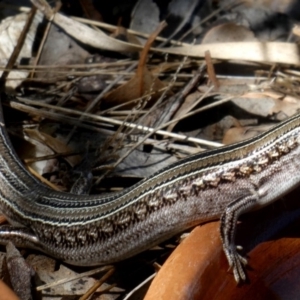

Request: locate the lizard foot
(224, 245), (248, 283)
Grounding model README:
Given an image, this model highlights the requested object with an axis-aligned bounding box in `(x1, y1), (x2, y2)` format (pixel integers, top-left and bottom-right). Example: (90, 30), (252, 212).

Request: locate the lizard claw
(225, 245), (248, 283)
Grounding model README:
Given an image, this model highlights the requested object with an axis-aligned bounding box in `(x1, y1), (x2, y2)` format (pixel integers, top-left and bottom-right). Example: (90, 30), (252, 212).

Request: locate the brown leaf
(222, 124), (273, 145)
(79, 0), (103, 21)
(103, 22), (170, 109)
(0, 280), (20, 300)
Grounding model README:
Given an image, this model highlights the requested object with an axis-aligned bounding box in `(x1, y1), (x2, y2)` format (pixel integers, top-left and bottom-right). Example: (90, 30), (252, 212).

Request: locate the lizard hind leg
(220, 191), (261, 283)
(0, 225), (42, 251)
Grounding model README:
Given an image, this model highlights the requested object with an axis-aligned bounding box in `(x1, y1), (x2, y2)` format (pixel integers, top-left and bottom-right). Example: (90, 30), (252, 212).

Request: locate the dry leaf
(24, 128), (81, 167)
(0, 280), (20, 300)
(33, 260), (119, 298)
(232, 92), (300, 119)
(272, 98), (300, 119)
(202, 23), (257, 43)
(232, 92), (276, 117)
(31, 2), (300, 65)
(130, 0), (160, 44)
(293, 24), (300, 37)
(31, 0), (143, 53)
(103, 22), (169, 109)
(79, 0), (103, 21)
(0, 12), (43, 89)
(6, 242), (34, 300)
(156, 42), (300, 65)
(102, 66), (167, 109)
(222, 124), (273, 145)
(37, 24), (89, 79)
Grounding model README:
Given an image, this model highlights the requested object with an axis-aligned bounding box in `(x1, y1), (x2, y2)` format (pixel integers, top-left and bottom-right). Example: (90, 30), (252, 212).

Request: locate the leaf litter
(0, 0), (300, 299)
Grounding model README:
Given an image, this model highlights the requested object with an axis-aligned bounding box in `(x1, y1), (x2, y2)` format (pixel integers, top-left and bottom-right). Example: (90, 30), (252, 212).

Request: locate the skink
(0, 99), (300, 282)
